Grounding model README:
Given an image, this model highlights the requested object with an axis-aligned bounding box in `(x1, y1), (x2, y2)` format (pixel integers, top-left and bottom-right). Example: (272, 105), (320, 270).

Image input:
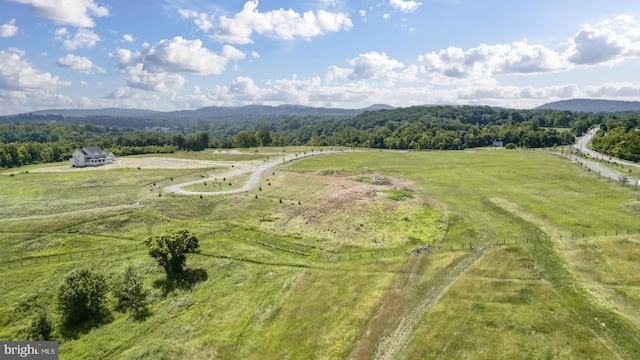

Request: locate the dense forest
(590, 114), (640, 162)
(0, 105), (634, 169)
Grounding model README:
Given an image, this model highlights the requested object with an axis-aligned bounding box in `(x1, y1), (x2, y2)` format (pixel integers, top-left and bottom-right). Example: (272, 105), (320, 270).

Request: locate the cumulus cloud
(418, 42), (566, 84)
(138, 36), (238, 75)
(105, 86), (134, 99)
(126, 64), (186, 92)
(348, 52), (404, 80)
(419, 15), (640, 83)
(0, 49), (70, 91)
(180, 0), (353, 44)
(390, 0), (422, 13)
(325, 52), (418, 84)
(56, 28), (101, 50)
(122, 34), (134, 42)
(56, 54), (105, 74)
(585, 81), (640, 97)
(0, 19), (18, 38)
(110, 48), (134, 70)
(178, 9), (215, 33)
(564, 17), (640, 65)
(9, 0), (109, 27)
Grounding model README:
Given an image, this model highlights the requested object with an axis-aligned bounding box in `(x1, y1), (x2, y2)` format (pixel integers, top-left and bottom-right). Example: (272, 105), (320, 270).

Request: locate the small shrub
(112, 266), (149, 317)
(26, 310), (53, 340)
(505, 143), (517, 149)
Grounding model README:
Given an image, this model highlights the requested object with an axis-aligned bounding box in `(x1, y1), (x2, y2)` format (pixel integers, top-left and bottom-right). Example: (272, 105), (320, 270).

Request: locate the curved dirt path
(165, 150), (349, 196)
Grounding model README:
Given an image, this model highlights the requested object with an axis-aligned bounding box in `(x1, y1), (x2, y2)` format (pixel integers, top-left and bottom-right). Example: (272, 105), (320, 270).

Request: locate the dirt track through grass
(491, 198), (640, 359)
(348, 247), (486, 360)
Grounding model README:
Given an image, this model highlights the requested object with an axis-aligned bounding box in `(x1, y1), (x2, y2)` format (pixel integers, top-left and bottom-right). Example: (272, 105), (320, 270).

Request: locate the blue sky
(1, 0), (640, 115)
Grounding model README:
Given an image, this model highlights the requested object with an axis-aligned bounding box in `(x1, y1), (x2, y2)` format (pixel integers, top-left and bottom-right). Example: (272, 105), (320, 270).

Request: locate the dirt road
(165, 150), (348, 196)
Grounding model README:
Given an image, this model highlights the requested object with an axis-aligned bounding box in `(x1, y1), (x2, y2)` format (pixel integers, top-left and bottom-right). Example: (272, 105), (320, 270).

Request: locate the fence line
(2, 228), (638, 270)
(0, 244), (144, 271)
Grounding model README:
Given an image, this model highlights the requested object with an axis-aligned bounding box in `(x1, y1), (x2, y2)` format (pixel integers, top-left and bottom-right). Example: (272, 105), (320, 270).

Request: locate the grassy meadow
(1, 148), (640, 359)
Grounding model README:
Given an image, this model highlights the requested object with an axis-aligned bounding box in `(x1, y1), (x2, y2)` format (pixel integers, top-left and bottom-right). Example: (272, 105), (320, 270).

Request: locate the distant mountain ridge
(21, 104), (396, 119)
(535, 99), (640, 113)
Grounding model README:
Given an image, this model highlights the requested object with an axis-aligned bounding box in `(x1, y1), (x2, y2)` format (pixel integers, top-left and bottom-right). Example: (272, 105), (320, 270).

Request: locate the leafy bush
(112, 266), (148, 316)
(57, 268), (109, 329)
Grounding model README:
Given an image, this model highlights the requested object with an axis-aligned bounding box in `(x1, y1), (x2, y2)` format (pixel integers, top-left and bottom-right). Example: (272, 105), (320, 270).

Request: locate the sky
(1, 0), (640, 115)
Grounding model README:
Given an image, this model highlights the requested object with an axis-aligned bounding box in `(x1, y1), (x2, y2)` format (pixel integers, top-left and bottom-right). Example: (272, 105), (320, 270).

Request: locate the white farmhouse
(70, 146), (115, 167)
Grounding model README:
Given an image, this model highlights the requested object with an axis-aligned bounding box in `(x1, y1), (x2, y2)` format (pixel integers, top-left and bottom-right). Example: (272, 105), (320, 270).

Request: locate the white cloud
(564, 17), (640, 65)
(222, 45), (246, 60)
(390, 0), (422, 13)
(348, 52), (405, 80)
(0, 19), (18, 38)
(122, 34), (134, 42)
(126, 64), (186, 92)
(325, 52), (417, 84)
(585, 81), (640, 97)
(418, 15), (640, 84)
(0, 49), (70, 91)
(229, 76), (266, 100)
(181, 0), (352, 44)
(418, 42), (566, 84)
(57, 28), (101, 50)
(56, 54), (105, 74)
(178, 9), (215, 33)
(9, 0), (109, 27)
(138, 37), (230, 75)
(105, 87), (134, 99)
(110, 48), (134, 70)
(251, 51), (260, 58)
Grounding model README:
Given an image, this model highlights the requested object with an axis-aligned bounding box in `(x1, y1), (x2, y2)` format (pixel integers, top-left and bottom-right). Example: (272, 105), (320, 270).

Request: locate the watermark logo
(2, 342), (58, 359)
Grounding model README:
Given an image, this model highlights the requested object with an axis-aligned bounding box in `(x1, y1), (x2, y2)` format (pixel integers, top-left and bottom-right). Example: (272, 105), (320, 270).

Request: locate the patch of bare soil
(323, 175), (415, 207)
(29, 157), (239, 173)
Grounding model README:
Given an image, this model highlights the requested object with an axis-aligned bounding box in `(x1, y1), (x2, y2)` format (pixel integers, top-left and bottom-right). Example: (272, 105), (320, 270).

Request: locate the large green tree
(145, 229), (201, 280)
(56, 268), (109, 328)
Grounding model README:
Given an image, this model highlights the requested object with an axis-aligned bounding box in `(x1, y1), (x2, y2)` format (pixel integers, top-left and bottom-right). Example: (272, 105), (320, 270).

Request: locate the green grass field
(1, 148), (639, 359)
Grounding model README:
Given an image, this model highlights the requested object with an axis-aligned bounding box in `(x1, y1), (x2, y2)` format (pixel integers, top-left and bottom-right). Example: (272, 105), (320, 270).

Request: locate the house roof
(82, 146), (105, 155)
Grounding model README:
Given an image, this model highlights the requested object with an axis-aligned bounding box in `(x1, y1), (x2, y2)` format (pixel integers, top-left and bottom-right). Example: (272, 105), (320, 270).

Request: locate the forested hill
(11, 104), (391, 124)
(3, 103), (635, 169)
(536, 99), (640, 113)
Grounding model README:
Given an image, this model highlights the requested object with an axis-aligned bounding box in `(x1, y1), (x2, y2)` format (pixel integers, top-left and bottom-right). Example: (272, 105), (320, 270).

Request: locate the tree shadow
(153, 268), (208, 296)
(131, 306), (152, 322)
(58, 311), (113, 339)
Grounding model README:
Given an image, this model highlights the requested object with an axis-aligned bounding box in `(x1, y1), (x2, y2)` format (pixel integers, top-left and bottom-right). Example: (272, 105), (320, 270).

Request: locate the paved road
(569, 127), (639, 185)
(165, 150), (348, 196)
(574, 127), (640, 168)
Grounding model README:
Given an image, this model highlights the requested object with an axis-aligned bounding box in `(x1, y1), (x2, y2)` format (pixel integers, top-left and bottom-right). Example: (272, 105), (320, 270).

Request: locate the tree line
(1, 105), (629, 169)
(589, 114), (640, 162)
